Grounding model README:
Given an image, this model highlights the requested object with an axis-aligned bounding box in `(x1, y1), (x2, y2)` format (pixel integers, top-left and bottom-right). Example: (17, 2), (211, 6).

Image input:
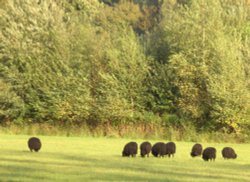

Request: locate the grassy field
(0, 135), (249, 182)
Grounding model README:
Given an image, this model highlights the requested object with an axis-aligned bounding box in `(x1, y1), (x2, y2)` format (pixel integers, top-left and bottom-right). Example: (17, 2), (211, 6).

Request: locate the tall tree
(89, 24), (149, 124)
(151, 0), (249, 132)
(0, 0), (94, 123)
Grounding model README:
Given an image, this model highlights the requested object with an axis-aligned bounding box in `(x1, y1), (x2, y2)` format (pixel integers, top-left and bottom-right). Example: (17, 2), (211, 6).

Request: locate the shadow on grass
(0, 149), (249, 181)
(0, 164), (54, 181)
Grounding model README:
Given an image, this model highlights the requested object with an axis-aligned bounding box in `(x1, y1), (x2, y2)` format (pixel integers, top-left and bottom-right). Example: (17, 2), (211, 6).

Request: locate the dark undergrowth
(0, 122), (248, 143)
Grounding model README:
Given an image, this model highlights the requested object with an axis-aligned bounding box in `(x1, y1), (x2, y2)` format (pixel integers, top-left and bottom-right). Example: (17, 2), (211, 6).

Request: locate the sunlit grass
(0, 135), (249, 181)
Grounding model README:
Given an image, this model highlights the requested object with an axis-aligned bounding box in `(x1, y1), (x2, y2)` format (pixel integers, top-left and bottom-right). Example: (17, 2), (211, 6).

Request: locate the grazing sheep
(166, 142), (176, 157)
(222, 147), (237, 159)
(191, 143), (203, 157)
(202, 147), (216, 161)
(28, 137), (42, 152)
(151, 142), (166, 157)
(122, 141), (138, 157)
(140, 141), (152, 157)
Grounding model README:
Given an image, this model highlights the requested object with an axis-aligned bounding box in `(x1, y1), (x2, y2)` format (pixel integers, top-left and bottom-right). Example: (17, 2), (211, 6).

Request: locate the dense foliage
(0, 0), (250, 134)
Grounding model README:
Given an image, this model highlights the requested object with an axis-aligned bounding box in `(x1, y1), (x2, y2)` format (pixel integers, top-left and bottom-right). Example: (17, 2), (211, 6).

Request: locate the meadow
(0, 135), (249, 182)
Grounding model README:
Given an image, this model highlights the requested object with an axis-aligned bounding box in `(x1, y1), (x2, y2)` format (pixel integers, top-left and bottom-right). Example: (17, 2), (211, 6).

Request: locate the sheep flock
(27, 136), (238, 161)
(122, 141), (238, 161)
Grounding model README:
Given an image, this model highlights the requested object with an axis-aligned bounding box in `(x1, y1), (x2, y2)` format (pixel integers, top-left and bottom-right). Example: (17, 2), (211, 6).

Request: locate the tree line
(0, 0), (250, 134)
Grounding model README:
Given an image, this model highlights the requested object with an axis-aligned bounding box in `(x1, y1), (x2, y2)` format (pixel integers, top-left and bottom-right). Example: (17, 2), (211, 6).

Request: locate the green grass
(0, 135), (249, 182)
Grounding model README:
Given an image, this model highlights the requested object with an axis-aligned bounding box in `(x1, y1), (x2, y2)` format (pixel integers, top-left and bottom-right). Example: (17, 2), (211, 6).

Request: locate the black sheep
(166, 142), (176, 157)
(28, 137), (42, 152)
(140, 141), (152, 157)
(122, 141), (138, 157)
(202, 147), (216, 161)
(151, 142), (166, 157)
(222, 147), (237, 159)
(191, 143), (203, 157)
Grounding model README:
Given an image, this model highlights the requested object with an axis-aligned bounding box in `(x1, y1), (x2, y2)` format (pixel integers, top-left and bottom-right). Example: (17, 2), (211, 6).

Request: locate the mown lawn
(0, 135), (249, 182)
